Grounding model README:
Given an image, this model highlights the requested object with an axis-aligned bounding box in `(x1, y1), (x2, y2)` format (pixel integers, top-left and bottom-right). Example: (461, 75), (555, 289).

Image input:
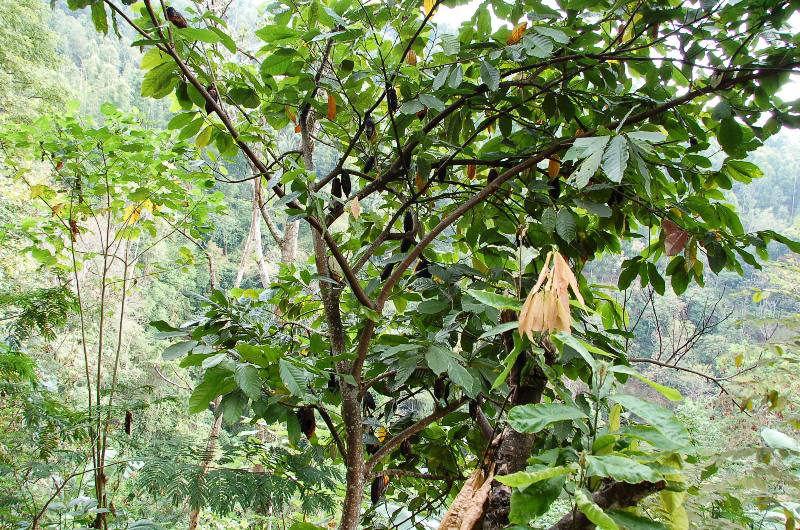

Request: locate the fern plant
(136, 439), (341, 520)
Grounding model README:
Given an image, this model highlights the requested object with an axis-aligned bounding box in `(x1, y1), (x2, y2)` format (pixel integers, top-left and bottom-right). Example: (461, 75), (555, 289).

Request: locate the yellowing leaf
(735, 353), (744, 368)
(406, 50), (418, 66)
(327, 93), (337, 121)
(507, 21), (527, 45)
(196, 125), (212, 148)
(423, 0), (435, 17)
(51, 203), (65, 216)
(350, 196), (361, 219)
(124, 205), (141, 224)
(415, 172), (425, 192)
(29, 184), (48, 199)
(375, 426), (388, 442)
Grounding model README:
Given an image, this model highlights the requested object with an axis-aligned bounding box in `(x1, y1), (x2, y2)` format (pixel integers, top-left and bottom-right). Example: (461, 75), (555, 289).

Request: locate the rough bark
(482, 318), (550, 530)
(481, 358), (547, 530)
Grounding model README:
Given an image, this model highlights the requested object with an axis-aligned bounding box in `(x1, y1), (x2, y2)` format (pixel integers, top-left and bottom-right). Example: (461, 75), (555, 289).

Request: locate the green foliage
(0, 286), (78, 342)
(4, 0), (799, 527)
(137, 441), (341, 516)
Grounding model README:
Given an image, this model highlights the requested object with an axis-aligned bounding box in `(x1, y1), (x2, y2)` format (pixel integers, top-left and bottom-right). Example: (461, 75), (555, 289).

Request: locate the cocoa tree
(68, 0), (800, 528)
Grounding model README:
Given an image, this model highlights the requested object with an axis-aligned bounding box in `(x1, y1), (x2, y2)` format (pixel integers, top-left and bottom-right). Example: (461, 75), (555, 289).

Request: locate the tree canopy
(4, 0), (800, 528)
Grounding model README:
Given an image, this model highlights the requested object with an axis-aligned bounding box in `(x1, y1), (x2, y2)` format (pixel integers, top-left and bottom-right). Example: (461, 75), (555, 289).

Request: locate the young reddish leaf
(662, 219), (689, 256)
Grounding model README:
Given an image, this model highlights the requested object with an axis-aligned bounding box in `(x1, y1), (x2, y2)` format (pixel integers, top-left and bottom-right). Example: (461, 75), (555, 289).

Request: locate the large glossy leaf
(612, 395), (690, 447)
(585, 455), (661, 484)
(507, 403), (587, 433)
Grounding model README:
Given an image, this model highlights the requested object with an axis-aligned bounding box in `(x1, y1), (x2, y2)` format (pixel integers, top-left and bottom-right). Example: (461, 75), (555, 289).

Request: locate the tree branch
(548, 480), (666, 530)
(364, 397), (468, 474)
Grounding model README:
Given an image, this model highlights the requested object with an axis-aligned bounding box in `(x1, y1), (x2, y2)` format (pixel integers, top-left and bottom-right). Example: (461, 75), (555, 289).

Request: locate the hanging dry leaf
(51, 203), (65, 216)
(507, 21), (527, 45)
(415, 172), (425, 192)
(295, 124), (302, 133)
(466, 164), (476, 180)
(662, 219), (689, 256)
(55, 160), (64, 171)
(327, 93), (336, 121)
(548, 156), (561, 178)
(518, 251), (584, 338)
(406, 49), (418, 66)
(486, 121), (495, 134)
(350, 196), (362, 219)
(423, 0), (436, 17)
(438, 467), (495, 530)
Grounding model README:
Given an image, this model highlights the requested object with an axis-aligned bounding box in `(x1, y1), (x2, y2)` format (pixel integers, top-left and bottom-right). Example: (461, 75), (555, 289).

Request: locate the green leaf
(90, 2), (108, 34)
(466, 289), (521, 310)
(647, 263), (665, 296)
(541, 207), (557, 233)
(448, 362), (477, 397)
(425, 345), (451, 375)
(163, 340), (197, 360)
(491, 336), (524, 391)
(235, 364), (261, 399)
(399, 99), (425, 115)
(433, 66), (450, 91)
(261, 49), (296, 77)
(479, 321), (518, 340)
(448, 64), (463, 89)
(177, 27), (222, 44)
(575, 489), (620, 530)
(601, 135), (629, 183)
(555, 208), (576, 242)
(255, 25), (297, 42)
(279, 359), (307, 396)
(612, 394), (689, 447)
(188, 370), (236, 413)
(507, 403), (587, 433)
(717, 117), (743, 154)
(496, 464), (576, 488)
(611, 366), (682, 402)
(607, 510), (669, 530)
(509, 475), (565, 523)
(480, 61), (500, 91)
(585, 455), (661, 483)
(141, 62), (179, 99)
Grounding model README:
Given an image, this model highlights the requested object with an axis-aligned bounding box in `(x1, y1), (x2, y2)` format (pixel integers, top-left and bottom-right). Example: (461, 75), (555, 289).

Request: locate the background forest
(1, 0), (800, 529)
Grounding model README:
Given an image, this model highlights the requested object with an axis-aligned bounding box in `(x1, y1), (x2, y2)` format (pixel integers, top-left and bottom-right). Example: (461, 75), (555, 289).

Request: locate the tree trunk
(251, 181), (271, 287)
